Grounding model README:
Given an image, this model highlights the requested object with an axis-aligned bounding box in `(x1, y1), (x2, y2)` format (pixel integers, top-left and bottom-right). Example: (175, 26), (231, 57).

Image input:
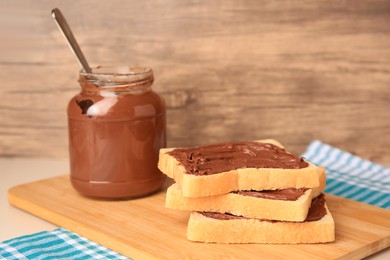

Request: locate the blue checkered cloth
(0, 228), (130, 260)
(302, 140), (390, 209)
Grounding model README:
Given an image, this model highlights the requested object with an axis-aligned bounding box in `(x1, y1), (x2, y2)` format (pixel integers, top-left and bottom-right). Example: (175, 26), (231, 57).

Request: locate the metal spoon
(51, 8), (92, 73)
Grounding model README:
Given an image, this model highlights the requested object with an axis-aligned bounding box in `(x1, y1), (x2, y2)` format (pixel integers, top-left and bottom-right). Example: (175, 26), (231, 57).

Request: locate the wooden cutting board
(8, 176), (390, 260)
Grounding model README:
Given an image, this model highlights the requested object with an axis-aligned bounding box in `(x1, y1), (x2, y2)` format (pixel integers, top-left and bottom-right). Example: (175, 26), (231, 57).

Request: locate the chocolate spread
(168, 142), (308, 175)
(76, 99), (94, 114)
(233, 188), (308, 201)
(201, 193), (327, 222)
(305, 193), (327, 221)
(201, 212), (245, 220)
(68, 67), (166, 199)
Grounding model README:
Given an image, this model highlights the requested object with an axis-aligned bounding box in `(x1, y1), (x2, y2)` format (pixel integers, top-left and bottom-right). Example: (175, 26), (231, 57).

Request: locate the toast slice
(165, 168), (325, 221)
(187, 203), (335, 244)
(166, 184), (313, 221)
(158, 139), (321, 197)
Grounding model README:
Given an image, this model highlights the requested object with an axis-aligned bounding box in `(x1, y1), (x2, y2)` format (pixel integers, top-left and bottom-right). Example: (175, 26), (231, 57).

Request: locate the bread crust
(187, 206), (335, 244)
(158, 139), (321, 197)
(166, 183), (313, 221)
(312, 166), (326, 198)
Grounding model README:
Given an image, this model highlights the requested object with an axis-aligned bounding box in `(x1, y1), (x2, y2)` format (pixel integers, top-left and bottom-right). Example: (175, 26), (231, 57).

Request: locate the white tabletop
(0, 158), (388, 259)
(0, 158), (67, 241)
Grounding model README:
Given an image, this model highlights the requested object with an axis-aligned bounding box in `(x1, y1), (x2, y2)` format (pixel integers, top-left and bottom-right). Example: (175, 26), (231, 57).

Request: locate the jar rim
(79, 66), (154, 88)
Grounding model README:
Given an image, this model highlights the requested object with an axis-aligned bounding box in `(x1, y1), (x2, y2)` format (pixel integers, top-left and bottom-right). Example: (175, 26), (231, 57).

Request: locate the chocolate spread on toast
(233, 188), (308, 201)
(168, 142), (308, 175)
(201, 194), (327, 222)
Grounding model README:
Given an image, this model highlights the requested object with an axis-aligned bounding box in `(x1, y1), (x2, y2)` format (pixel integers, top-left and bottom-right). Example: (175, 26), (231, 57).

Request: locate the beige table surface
(0, 158), (389, 259)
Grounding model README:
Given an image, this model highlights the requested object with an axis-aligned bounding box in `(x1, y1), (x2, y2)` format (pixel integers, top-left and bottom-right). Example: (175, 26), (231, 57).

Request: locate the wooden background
(0, 0), (389, 163)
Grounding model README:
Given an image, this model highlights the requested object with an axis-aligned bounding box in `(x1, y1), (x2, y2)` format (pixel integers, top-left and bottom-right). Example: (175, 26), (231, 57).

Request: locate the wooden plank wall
(0, 0), (389, 163)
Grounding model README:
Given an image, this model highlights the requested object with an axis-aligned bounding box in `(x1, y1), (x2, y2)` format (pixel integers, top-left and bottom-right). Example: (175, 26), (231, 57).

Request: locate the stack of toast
(158, 139), (335, 244)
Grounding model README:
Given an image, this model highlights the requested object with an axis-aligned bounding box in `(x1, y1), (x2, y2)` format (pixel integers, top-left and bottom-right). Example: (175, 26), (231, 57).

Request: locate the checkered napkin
(302, 140), (390, 209)
(0, 228), (130, 260)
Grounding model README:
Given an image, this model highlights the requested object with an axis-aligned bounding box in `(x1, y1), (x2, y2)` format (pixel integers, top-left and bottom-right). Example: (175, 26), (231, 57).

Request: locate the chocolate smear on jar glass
(76, 99), (94, 114)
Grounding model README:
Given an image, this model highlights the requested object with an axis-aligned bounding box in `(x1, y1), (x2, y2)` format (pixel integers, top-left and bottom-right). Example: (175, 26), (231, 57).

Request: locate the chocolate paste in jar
(68, 66), (166, 199)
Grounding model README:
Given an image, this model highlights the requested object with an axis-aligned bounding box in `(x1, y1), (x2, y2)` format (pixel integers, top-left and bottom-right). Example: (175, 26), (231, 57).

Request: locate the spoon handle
(51, 8), (92, 73)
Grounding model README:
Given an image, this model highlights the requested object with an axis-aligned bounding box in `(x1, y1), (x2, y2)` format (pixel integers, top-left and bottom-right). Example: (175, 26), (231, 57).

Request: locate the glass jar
(68, 66), (166, 199)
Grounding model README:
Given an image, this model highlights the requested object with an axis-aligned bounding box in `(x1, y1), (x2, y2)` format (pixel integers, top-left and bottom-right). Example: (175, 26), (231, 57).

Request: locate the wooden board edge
(337, 238), (390, 260)
(7, 186), (160, 260)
